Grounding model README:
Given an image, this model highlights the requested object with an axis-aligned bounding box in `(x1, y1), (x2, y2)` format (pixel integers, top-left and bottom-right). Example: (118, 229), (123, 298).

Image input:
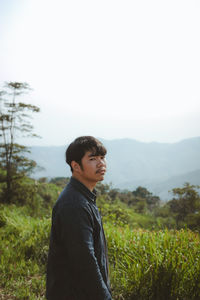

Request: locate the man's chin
(95, 174), (103, 181)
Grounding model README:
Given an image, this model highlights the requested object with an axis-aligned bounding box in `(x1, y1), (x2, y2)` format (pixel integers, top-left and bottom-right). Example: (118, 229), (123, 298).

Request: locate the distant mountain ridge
(29, 137), (200, 201)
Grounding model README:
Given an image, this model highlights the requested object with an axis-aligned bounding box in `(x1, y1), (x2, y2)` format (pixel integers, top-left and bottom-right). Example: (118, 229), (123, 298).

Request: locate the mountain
(119, 169), (200, 201)
(29, 137), (200, 201)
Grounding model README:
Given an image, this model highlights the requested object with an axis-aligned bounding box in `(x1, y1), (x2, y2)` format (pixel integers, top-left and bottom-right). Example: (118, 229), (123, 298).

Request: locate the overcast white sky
(0, 0), (200, 146)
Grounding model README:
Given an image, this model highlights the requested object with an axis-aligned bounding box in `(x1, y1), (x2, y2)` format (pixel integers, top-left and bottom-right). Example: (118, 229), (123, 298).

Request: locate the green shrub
(97, 195), (162, 229)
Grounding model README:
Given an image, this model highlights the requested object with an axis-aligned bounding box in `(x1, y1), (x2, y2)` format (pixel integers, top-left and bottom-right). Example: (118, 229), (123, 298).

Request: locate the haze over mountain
(29, 137), (200, 201)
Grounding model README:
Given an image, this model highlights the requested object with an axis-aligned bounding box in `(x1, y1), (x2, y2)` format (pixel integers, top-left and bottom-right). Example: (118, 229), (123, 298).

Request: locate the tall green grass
(0, 205), (50, 299)
(106, 223), (200, 300)
(0, 205), (200, 299)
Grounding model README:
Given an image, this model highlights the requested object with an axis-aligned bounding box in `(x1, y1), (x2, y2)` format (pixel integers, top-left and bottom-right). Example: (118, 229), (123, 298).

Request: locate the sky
(0, 0), (200, 146)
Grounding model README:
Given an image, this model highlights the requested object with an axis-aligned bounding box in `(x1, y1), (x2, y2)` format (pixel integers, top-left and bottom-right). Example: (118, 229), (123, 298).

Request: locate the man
(46, 136), (112, 300)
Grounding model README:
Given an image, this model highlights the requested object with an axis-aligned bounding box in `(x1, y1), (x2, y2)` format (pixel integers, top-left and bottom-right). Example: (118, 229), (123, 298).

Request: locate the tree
(0, 82), (40, 203)
(132, 186), (151, 199)
(49, 177), (70, 188)
(168, 183), (200, 228)
(132, 186), (161, 212)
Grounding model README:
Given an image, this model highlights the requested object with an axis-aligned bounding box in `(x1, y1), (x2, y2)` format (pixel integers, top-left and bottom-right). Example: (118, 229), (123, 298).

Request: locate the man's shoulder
(52, 186), (95, 226)
(54, 181), (89, 211)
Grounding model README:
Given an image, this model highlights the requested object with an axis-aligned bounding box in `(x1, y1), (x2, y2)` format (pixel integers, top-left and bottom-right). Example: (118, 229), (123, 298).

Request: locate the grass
(106, 223), (200, 300)
(0, 205), (200, 299)
(0, 205), (49, 299)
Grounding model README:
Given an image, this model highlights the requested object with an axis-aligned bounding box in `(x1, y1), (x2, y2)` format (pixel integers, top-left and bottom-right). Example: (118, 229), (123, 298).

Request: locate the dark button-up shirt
(46, 177), (112, 300)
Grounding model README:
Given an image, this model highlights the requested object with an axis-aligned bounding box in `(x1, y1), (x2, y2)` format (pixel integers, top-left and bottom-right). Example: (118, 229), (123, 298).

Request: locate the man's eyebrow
(88, 153), (105, 157)
(88, 153), (96, 157)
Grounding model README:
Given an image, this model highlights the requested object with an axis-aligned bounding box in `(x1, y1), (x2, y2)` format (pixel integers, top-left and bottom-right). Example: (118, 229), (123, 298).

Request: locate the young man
(46, 136), (112, 300)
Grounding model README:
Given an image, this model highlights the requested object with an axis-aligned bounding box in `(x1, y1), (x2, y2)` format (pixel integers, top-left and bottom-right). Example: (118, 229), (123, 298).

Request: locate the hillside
(29, 136), (200, 201)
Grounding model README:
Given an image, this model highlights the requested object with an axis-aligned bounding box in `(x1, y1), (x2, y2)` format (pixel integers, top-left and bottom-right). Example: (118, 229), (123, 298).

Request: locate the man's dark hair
(66, 136), (107, 172)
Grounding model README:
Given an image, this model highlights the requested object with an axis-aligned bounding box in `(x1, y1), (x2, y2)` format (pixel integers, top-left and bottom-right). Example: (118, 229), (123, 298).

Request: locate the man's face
(78, 151), (107, 184)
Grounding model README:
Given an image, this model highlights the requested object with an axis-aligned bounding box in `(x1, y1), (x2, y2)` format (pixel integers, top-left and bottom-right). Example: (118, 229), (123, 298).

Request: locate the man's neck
(72, 174), (96, 192)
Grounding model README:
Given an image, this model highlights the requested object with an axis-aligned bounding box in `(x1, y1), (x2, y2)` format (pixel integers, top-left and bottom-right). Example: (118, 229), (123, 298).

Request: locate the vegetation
(0, 200), (200, 300)
(0, 176), (199, 299)
(166, 183), (200, 230)
(96, 181), (200, 232)
(0, 82), (40, 204)
(0, 204), (49, 299)
(107, 225), (200, 300)
(0, 158), (200, 300)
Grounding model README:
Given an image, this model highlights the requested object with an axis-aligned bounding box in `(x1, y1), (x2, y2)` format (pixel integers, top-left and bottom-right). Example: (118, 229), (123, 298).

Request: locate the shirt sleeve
(57, 203), (112, 300)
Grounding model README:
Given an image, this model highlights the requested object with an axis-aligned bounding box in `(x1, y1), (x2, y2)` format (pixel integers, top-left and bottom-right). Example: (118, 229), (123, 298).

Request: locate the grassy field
(106, 223), (200, 299)
(0, 205), (200, 299)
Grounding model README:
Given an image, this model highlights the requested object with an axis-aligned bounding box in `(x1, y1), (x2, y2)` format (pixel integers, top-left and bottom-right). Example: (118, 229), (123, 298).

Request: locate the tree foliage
(0, 82), (40, 203)
(132, 186), (161, 212)
(167, 183), (200, 229)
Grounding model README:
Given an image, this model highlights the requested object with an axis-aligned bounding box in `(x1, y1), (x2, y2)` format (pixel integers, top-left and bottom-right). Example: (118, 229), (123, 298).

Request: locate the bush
(97, 195), (163, 230)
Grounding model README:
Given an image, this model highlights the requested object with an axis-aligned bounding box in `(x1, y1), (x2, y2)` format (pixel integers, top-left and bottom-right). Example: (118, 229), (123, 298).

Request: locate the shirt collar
(70, 176), (97, 203)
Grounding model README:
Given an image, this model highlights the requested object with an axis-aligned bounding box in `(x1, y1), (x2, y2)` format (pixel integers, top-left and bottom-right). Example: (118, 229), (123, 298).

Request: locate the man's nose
(97, 157), (106, 166)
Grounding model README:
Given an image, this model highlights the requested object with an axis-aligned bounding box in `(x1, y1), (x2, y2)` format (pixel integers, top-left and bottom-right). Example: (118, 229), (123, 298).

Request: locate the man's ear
(71, 161), (81, 173)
